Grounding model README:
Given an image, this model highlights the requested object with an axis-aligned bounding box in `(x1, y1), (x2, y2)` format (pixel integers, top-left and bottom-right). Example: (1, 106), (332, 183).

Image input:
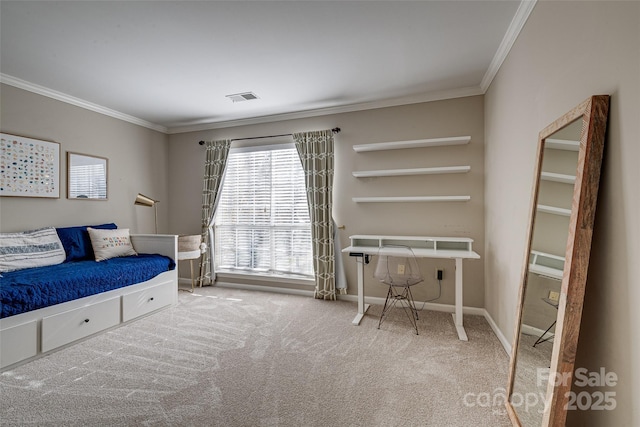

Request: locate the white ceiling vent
(226, 92), (260, 103)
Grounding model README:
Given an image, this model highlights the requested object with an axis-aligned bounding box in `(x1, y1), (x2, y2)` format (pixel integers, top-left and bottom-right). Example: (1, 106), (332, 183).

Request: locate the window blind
(68, 164), (107, 199)
(214, 146), (313, 278)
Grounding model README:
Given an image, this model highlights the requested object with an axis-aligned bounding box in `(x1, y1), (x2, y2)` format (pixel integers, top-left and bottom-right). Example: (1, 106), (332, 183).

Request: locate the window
(214, 144), (313, 279)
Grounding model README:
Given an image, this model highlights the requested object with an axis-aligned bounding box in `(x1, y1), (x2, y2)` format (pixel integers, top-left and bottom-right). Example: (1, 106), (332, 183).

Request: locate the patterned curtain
(293, 130), (345, 299)
(198, 139), (231, 286)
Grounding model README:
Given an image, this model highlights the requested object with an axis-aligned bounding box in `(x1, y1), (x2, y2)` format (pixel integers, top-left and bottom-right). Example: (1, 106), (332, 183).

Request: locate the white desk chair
(177, 235), (205, 293)
(374, 246), (424, 335)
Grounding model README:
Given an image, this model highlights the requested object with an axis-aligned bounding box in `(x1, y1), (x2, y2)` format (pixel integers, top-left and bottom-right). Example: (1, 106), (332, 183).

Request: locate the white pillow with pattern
(87, 227), (137, 261)
(0, 227), (66, 272)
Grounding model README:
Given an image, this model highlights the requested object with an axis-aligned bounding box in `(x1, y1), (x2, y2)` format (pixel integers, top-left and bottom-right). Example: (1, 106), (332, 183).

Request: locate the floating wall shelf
(537, 204), (571, 217)
(352, 166), (471, 178)
(353, 196), (471, 203)
(353, 136), (471, 152)
(545, 138), (580, 151)
(541, 171), (576, 185)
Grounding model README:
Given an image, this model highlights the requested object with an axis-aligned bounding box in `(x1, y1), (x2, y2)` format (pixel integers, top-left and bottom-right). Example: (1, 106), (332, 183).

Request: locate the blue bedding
(0, 254), (175, 318)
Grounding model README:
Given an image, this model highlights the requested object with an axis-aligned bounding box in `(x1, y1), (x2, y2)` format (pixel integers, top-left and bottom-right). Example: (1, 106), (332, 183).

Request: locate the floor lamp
(134, 193), (159, 233)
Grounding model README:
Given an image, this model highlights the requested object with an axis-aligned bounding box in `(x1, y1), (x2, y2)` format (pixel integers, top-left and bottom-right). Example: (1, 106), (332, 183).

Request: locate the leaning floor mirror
(506, 95), (609, 426)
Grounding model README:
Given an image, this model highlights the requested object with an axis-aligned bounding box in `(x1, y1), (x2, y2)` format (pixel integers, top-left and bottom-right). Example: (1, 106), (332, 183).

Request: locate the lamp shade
(134, 193), (159, 233)
(134, 193), (158, 207)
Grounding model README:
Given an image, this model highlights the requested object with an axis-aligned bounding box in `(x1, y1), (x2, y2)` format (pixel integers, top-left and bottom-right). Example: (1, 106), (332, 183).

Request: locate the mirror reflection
(67, 152), (108, 200)
(511, 119), (582, 425)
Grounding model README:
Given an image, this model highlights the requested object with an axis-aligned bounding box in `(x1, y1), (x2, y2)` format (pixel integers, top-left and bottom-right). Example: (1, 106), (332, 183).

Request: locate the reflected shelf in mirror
(545, 138), (579, 151)
(529, 250), (565, 280)
(536, 204), (571, 217)
(540, 171), (576, 185)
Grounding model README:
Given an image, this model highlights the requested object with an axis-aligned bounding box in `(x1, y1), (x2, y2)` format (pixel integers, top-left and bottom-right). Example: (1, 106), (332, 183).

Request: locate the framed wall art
(0, 133), (61, 198)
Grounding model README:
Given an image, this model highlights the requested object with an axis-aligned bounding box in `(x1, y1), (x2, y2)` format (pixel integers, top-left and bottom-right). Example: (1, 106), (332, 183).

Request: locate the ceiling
(0, 1), (531, 133)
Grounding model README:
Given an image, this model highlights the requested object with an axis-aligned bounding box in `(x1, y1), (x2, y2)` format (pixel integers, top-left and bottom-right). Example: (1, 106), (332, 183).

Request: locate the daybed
(0, 225), (178, 370)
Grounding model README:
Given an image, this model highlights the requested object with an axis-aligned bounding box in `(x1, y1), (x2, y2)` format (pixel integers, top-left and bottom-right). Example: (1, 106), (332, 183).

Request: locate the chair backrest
(373, 246), (424, 287)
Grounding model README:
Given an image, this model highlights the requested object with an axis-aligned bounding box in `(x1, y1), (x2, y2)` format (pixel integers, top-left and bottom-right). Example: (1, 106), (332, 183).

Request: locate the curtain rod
(198, 127), (341, 145)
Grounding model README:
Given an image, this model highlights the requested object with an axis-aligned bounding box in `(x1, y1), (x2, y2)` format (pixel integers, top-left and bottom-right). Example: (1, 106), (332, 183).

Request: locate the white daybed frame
(0, 234), (178, 371)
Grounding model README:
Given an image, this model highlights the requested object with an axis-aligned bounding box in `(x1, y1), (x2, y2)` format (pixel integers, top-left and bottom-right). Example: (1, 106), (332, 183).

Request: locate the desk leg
(352, 256), (371, 325)
(452, 258), (468, 341)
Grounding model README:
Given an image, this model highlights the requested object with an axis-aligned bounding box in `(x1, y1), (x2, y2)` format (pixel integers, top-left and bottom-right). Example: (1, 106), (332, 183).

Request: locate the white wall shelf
(353, 195), (470, 203)
(353, 136), (471, 152)
(541, 171), (576, 185)
(545, 138), (580, 151)
(352, 165), (471, 178)
(537, 204), (571, 217)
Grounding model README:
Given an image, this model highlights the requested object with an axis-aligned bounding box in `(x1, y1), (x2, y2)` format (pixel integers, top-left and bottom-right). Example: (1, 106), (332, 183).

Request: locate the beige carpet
(1, 286), (511, 426)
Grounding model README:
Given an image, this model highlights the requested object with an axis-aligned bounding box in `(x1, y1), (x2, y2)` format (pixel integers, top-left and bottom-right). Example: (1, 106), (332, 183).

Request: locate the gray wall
(0, 84), (169, 234)
(484, 1), (639, 425)
(168, 96), (486, 307)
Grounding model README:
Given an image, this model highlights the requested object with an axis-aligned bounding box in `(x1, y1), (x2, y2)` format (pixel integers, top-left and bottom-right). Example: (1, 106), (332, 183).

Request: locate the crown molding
(166, 85), (484, 134)
(0, 74), (168, 134)
(480, 0), (537, 92)
(2, 71), (482, 135)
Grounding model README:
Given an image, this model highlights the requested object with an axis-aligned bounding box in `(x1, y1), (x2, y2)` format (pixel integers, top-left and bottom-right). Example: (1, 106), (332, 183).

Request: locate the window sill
(215, 271), (315, 287)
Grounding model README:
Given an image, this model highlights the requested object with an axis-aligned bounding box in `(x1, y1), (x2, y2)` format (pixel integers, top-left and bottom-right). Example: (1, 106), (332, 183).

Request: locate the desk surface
(344, 234), (480, 260)
(343, 245), (479, 259)
(348, 234), (475, 243)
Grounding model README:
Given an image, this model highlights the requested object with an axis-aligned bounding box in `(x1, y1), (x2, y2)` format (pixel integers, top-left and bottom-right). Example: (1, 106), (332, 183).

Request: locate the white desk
(342, 235), (480, 341)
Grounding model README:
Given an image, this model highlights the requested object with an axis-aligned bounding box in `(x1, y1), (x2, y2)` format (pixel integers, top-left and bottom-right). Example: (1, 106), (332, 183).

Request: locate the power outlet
(548, 291), (560, 302)
(436, 269), (444, 280)
(397, 264), (405, 275)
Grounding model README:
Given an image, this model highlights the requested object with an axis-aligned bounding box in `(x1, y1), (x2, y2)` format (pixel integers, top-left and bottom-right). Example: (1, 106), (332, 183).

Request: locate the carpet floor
(1, 286), (511, 426)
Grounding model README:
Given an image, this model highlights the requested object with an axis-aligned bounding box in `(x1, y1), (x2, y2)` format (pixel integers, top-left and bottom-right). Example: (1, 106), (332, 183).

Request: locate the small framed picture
(67, 152), (108, 200)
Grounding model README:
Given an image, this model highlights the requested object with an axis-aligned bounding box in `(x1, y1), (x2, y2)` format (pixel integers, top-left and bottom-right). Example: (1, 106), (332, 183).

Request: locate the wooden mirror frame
(506, 95), (609, 426)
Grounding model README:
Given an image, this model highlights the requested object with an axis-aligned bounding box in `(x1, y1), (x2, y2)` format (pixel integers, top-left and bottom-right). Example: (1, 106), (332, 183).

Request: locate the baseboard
(482, 309), (512, 356)
(520, 323), (554, 343)
(193, 279), (513, 354)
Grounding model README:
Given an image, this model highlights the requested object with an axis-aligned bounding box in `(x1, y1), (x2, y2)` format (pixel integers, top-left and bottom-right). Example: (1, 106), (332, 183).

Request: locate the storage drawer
(42, 297), (120, 353)
(122, 281), (173, 322)
(0, 320), (37, 369)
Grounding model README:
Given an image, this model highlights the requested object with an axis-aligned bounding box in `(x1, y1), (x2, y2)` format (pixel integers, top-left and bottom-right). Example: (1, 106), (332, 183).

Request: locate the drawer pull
(84, 319), (90, 323)
(149, 297), (154, 302)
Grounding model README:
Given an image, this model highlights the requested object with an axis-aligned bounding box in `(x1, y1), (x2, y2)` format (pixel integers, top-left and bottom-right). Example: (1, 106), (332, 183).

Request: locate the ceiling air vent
(226, 92), (260, 103)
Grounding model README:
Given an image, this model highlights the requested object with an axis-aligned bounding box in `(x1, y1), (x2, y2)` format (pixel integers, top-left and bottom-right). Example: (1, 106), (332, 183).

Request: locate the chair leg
(377, 286), (394, 329)
(406, 286), (419, 320)
(377, 285), (419, 335)
(401, 286), (419, 335)
(533, 320), (556, 347)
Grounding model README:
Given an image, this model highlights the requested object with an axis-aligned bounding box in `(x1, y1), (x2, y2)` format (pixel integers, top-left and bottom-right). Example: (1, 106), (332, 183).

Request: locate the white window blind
(214, 145), (313, 278)
(69, 164), (107, 199)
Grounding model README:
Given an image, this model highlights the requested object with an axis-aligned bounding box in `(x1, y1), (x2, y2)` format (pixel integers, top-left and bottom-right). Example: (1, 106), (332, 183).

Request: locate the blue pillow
(56, 223), (117, 262)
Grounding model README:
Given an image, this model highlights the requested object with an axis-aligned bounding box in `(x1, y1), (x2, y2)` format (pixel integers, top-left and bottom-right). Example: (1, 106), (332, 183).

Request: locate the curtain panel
(293, 129), (345, 300)
(198, 139), (231, 286)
